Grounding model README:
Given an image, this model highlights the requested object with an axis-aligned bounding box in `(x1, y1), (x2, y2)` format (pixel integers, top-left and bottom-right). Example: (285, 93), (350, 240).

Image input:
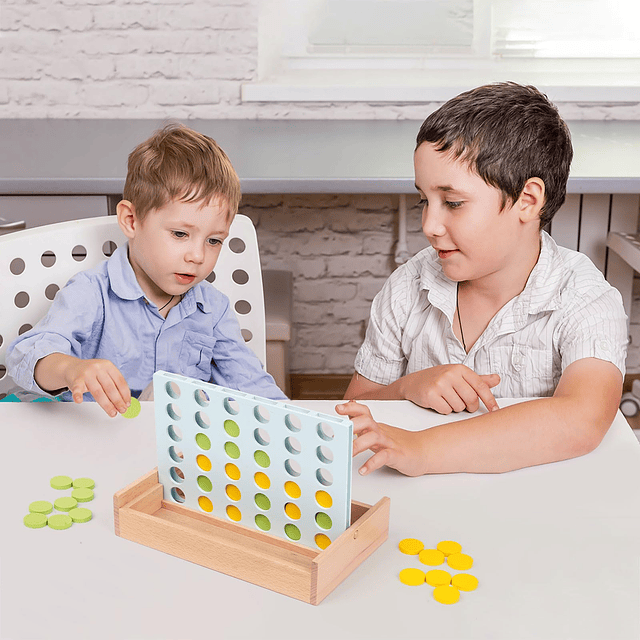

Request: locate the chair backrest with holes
(0, 214), (266, 399)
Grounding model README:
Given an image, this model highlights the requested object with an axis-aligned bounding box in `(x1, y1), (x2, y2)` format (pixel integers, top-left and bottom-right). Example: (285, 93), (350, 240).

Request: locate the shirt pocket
(179, 330), (217, 381)
(490, 344), (554, 398)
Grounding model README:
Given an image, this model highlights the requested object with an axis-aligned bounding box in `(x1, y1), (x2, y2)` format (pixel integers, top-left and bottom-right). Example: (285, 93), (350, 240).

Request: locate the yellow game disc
(452, 573), (479, 592)
(433, 585), (460, 605)
(399, 568), (425, 586)
(447, 552), (473, 571)
(419, 548), (445, 566)
(437, 540), (462, 557)
(398, 538), (424, 555)
(425, 569), (452, 587)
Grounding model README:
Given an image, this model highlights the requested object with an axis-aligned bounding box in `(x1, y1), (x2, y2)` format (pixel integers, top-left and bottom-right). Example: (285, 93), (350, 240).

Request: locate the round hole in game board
(206, 271), (216, 283)
(254, 450), (271, 468)
(285, 436), (302, 455)
(195, 433), (211, 450)
(102, 240), (117, 257)
(10, 258), (25, 275)
(229, 237), (246, 254)
(284, 481), (301, 499)
(168, 424), (183, 442)
(315, 491), (333, 509)
(0, 365), (6, 380)
(225, 463), (241, 480)
(225, 441), (241, 459)
(254, 493), (271, 510)
(254, 472), (270, 489)
(45, 284), (59, 301)
(198, 496), (213, 513)
(225, 484), (242, 501)
(317, 422), (335, 441)
(72, 244), (87, 262)
(195, 411), (211, 429)
(284, 459), (301, 477)
(254, 427), (270, 446)
(169, 466), (185, 483)
(232, 269), (249, 285)
(224, 419), (240, 437)
(241, 328), (253, 342)
(315, 534), (332, 550)
(165, 381), (181, 399)
(194, 388), (210, 407)
(197, 454), (212, 471)
(169, 446), (184, 463)
(315, 512), (333, 530)
(234, 299), (251, 315)
(254, 405), (270, 423)
(167, 403), (181, 421)
(316, 468), (333, 487)
(316, 446), (334, 465)
(255, 514), (271, 531)
(224, 397), (239, 415)
(226, 505), (242, 522)
(197, 475), (212, 492)
(14, 291), (29, 309)
(41, 251), (56, 267)
(284, 524), (301, 541)
(284, 502), (301, 520)
(285, 414), (302, 432)
(18, 324), (32, 335)
(170, 487), (186, 503)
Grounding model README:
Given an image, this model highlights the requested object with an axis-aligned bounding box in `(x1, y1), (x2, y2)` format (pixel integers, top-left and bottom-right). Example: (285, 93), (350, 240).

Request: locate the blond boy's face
(126, 197), (231, 305)
(414, 142), (534, 286)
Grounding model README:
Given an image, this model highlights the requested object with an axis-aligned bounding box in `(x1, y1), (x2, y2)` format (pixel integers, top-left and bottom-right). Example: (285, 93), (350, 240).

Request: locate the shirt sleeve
(556, 282), (628, 377)
(5, 273), (103, 397)
(354, 265), (410, 385)
(209, 300), (287, 400)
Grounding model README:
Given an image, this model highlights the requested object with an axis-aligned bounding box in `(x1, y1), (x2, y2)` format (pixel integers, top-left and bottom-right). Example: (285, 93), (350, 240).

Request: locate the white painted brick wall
(2, 0), (640, 374)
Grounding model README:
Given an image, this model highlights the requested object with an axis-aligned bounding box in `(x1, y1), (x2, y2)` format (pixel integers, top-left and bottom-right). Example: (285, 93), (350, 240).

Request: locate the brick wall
(2, 0), (640, 374)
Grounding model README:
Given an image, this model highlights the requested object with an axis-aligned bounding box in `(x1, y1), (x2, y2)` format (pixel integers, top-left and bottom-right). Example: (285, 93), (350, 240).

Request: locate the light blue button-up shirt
(7, 244), (287, 402)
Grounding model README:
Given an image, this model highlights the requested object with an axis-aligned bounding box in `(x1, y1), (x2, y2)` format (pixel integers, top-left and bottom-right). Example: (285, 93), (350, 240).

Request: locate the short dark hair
(123, 122), (241, 221)
(416, 82), (573, 228)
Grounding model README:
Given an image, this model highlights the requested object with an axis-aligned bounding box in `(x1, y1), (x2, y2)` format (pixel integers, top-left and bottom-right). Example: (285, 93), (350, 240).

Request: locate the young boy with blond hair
(339, 83), (627, 475)
(7, 123), (286, 416)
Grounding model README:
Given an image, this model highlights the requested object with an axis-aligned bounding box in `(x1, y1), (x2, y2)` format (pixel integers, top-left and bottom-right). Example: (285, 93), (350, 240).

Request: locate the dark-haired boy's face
(414, 142), (535, 287)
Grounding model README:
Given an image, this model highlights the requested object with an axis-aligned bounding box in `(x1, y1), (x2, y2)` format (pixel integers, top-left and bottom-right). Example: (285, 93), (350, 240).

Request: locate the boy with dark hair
(340, 83), (627, 475)
(7, 123), (286, 416)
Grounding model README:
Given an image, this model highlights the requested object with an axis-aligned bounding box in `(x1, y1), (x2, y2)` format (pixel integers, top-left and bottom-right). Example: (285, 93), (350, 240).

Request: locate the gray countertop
(1, 119), (639, 195)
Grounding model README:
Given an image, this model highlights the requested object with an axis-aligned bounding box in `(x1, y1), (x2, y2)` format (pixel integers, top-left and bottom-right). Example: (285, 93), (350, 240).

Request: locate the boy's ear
(116, 200), (137, 239)
(517, 178), (545, 223)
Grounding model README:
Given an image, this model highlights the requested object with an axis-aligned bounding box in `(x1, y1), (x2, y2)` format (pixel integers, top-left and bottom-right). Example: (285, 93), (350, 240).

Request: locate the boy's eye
(446, 201), (463, 209)
(208, 238), (222, 246)
(172, 230), (187, 238)
(417, 198), (428, 207)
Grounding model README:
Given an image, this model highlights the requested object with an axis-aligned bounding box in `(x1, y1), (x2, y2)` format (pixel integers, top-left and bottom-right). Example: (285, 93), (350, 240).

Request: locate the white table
(1, 399), (639, 640)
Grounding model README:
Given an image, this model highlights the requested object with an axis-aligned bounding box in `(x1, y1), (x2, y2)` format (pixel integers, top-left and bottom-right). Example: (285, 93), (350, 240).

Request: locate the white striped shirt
(355, 232), (627, 398)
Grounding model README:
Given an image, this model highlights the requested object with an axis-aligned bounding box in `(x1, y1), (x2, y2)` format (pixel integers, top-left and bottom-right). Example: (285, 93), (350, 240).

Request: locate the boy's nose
(422, 210), (446, 238)
(185, 245), (205, 263)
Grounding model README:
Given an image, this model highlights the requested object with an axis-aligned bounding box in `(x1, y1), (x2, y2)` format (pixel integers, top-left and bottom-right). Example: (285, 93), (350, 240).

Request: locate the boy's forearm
(417, 396), (610, 474)
(34, 353), (75, 394)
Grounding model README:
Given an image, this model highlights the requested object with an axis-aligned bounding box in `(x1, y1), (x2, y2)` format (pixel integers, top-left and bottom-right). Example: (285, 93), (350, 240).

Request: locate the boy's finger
(480, 373), (501, 388)
(351, 415), (378, 436)
(335, 401), (373, 420)
(359, 449), (391, 475)
(112, 370), (131, 406)
(86, 380), (119, 418)
(474, 381), (499, 412)
(98, 373), (129, 415)
(352, 430), (382, 457)
(70, 383), (86, 404)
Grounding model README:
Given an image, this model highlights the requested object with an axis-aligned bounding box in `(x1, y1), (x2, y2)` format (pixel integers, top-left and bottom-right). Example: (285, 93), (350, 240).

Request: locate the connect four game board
(153, 371), (354, 550)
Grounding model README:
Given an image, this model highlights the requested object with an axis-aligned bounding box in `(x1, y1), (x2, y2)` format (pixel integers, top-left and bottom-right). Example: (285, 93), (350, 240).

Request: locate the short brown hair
(123, 122), (241, 220)
(416, 83), (573, 228)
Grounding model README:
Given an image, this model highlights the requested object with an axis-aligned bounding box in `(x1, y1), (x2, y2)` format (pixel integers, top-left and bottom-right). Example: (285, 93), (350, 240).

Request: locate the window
(244, 0), (640, 102)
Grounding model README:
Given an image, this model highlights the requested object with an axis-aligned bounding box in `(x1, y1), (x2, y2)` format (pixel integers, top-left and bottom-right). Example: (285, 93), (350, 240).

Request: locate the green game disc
(29, 500), (53, 515)
(255, 514), (271, 531)
(72, 477), (95, 489)
(54, 497), (78, 512)
(24, 513), (48, 529)
(69, 507), (92, 523)
(50, 475), (73, 490)
(48, 514), (72, 530)
(71, 488), (94, 503)
(254, 450), (270, 468)
(122, 397), (141, 419)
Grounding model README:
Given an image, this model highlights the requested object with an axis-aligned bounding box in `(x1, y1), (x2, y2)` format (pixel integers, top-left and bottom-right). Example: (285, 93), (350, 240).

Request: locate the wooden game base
(113, 469), (390, 605)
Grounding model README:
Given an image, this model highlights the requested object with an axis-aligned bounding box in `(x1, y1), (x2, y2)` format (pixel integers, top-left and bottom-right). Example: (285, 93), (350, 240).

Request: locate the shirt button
(599, 340), (610, 351)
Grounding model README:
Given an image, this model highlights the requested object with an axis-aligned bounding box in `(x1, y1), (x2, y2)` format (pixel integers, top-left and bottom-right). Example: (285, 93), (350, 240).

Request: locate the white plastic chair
(0, 214), (266, 400)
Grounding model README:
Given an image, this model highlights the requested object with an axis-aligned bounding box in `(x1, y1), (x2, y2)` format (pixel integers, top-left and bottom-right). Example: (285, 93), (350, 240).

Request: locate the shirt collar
(107, 243), (213, 313)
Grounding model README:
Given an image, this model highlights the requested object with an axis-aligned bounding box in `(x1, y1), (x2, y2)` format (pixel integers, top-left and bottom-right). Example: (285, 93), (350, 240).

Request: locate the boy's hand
(399, 364), (500, 414)
(61, 357), (131, 418)
(337, 401), (427, 476)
